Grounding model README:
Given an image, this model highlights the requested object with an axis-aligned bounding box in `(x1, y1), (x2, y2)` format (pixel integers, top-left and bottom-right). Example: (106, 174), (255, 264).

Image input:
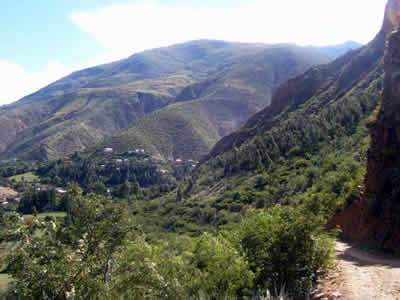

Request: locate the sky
(0, 0), (388, 105)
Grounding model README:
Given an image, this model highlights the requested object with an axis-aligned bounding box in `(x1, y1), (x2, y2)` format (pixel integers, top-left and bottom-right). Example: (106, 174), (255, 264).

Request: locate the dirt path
(316, 241), (400, 299)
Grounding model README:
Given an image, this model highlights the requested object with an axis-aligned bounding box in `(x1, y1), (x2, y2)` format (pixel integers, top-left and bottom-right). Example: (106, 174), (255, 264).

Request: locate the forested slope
(136, 5), (391, 234)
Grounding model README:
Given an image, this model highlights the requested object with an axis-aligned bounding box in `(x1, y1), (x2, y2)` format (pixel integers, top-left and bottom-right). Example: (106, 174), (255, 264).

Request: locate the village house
(55, 188), (67, 194)
(104, 148), (113, 154)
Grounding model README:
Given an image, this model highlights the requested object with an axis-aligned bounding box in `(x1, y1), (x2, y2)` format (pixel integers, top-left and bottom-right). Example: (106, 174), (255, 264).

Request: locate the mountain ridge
(0, 40), (337, 160)
(203, 31), (385, 163)
(92, 44), (333, 160)
(141, 0), (393, 236)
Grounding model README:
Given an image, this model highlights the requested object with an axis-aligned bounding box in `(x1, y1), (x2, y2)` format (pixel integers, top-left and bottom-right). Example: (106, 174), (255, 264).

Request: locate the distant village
(102, 147), (198, 174)
(0, 185), (68, 208)
(0, 146), (199, 210)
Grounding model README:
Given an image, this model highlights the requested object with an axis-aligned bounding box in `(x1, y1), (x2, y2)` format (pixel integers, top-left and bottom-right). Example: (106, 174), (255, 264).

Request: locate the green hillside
(96, 44), (332, 160)
(133, 17), (387, 234)
(1, 1), (397, 298)
(0, 40), (333, 161)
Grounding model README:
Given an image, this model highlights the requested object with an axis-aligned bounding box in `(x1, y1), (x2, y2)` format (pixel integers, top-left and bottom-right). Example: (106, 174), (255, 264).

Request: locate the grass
(8, 172), (39, 183)
(0, 273), (11, 294)
(23, 212), (66, 220)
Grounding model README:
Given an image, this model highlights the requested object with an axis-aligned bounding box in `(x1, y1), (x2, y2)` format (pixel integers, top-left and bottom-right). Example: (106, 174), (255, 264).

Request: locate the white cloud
(70, 0), (388, 59)
(0, 61), (73, 105)
(0, 53), (120, 105)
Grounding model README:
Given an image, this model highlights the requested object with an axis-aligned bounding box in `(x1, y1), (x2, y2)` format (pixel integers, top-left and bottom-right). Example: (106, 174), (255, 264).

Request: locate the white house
(55, 188), (67, 194)
(104, 148), (113, 154)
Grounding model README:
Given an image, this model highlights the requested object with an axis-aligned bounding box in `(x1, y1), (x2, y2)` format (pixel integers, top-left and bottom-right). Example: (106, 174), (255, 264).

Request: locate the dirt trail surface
(316, 241), (400, 299)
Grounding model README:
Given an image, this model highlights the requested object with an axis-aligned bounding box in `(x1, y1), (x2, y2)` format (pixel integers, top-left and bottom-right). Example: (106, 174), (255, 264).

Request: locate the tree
(236, 206), (335, 299)
(60, 183), (82, 214)
(3, 193), (131, 299)
(118, 181), (131, 199)
(48, 188), (57, 211)
(177, 187), (183, 202)
(92, 181), (107, 195)
(187, 233), (254, 299)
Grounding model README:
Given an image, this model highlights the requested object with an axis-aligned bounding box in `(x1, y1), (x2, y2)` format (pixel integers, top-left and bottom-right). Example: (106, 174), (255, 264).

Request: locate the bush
(235, 206), (335, 299)
(187, 233), (254, 299)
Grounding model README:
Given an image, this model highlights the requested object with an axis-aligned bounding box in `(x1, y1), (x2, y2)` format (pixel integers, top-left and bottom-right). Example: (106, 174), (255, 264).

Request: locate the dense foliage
(137, 72), (381, 232)
(36, 153), (170, 189)
(236, 207), (334, 297)
(1, 189), (335, 299)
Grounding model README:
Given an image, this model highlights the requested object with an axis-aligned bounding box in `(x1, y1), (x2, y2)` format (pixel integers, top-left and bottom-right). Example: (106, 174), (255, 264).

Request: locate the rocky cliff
(333, 0), (400, 253)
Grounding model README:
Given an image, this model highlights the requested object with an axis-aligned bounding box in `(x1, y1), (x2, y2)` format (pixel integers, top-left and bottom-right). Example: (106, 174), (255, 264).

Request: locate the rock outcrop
(333, 0), (400, 253)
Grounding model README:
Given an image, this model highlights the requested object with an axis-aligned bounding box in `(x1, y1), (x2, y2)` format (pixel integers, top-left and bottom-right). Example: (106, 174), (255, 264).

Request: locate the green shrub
(235, 206), (335, 299)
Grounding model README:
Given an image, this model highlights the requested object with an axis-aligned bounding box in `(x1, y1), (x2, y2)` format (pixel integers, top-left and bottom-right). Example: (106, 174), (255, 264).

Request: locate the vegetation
(1, 189), (335, 299)
(8, 172), (39, 183)
(22, 212), (66, 220)
(0, 274), (11, 294)
(155, 44), (383, 229)
(0, 16), (388, 299)
(127, 73), (380, 235)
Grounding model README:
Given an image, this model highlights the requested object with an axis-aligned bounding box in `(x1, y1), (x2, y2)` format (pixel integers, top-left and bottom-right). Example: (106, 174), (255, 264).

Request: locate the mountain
(307, 41), (362, 58)
(0, 40), (264, 160)
(0, 41), (331, 160)
(94, 44), (332, 161)
(137, 0), (395, 235)
(203, 34), (385, 163)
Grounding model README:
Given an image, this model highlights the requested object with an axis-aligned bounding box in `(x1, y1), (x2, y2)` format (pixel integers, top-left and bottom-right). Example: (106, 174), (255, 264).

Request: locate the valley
(0, 0), (399, 299)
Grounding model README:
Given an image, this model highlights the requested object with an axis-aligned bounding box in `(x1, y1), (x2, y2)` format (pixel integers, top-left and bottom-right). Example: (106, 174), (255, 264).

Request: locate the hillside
(307, 41), (361, 58)
(95, 44), (332, 161)
(1, 2), (397, 299)
(0, 40), (341, 161)
(0, 40), (271, 160)
(132, 1), (394, 235)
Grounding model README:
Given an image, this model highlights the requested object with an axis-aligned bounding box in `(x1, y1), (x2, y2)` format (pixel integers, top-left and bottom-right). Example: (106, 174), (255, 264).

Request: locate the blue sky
(1, 0), (248, 71)
(0, 0), (388, 104)
(2, 0), (108, 71)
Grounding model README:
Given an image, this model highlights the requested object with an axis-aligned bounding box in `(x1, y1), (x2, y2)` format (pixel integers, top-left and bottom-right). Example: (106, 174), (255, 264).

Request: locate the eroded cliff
(334, 0), (400, 253)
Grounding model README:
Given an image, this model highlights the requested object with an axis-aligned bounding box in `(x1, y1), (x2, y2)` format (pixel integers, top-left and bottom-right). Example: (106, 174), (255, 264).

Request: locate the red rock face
(364, 27), (400, 251)
(334, 0), (400, 253)
(366, 28), (400, 197)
